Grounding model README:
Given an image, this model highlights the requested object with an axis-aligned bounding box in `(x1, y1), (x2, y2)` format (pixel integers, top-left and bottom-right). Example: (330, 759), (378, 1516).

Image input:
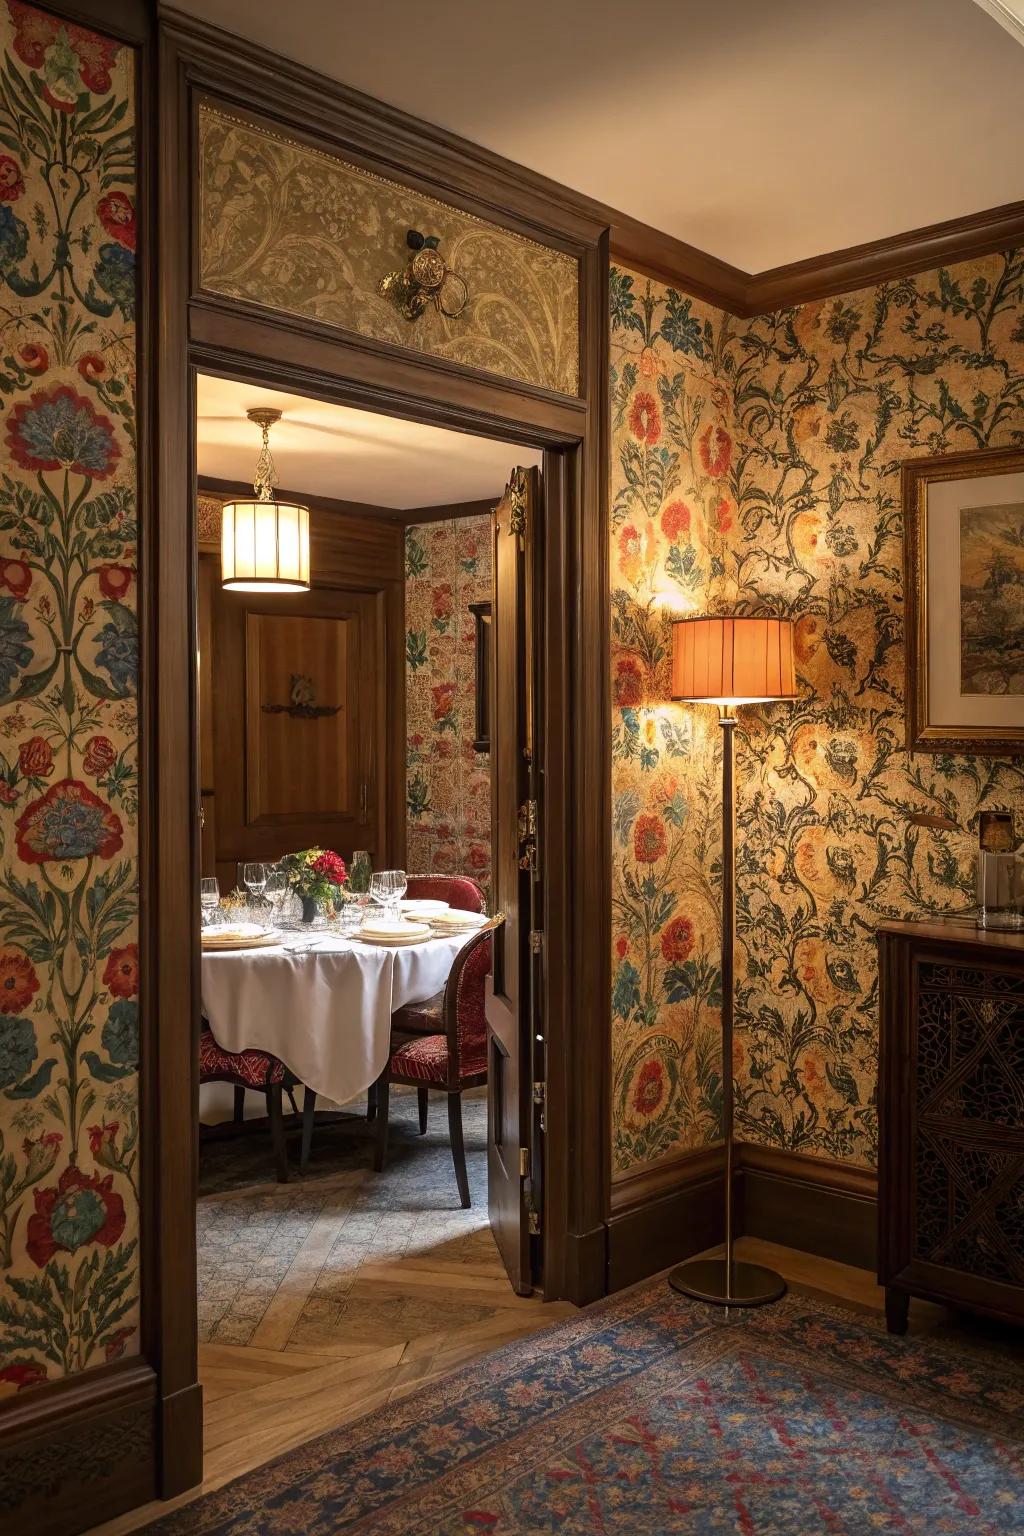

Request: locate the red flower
(661, 501), (691, 542)
(699, 423), (732, 478)
(467, 843), (489, 870)
(18, 342), (47, 375)
(103, 944), (138, 999)
(633, 1059), (665, 1117)
(715, 498), (733, 534)
(77, 353), (107, 383)
(311, 851), (347, 887)
(25, 1164), (126, 1268)
(614, 657), (644, 707)
(97, 192), (136, 251)
(661, 915), (695, 964)
(633, 814), (667, 864)
(83, 735), (116, 776)
(0, 154), (23, 201)
(18, 736), (53, 778)
(104, 1327), (134, 1362)
(88, 1121), (119, 1158)
(431, 585), (454, 620)
(0, 782), (19, 806)
(97, 564), (133, 601)
(628, 391), (661, 446)
(0, 1360), (47, 1393)
(6, 386), (120, 479)
(0, 948), (39, 1014)
(9, 4), (120, 94)
(15, 779), (124, 864)
(615, 935), (628, 959)
(431, 683), (456, 719)
(0, 560), (31, 600)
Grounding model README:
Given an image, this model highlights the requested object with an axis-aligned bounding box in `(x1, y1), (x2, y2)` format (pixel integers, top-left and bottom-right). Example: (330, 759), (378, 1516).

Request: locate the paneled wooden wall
(197, 488), (405, 886)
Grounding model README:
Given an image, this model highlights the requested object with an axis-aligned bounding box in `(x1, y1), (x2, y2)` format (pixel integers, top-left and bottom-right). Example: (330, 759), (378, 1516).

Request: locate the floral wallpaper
(0, 2), (139, 1393)
(198, 107), (580, 397)
(406, 517), (492, 898)
(610, 252), (1024, 1178)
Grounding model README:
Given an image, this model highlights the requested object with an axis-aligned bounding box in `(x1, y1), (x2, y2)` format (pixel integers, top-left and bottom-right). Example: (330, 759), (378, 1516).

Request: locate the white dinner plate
(399, 899), (449, 917)
(430, 910), (488, 930)
(202, 924), (279, 951)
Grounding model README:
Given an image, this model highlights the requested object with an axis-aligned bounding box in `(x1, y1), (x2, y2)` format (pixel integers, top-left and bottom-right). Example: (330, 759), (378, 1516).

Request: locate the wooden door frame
(150, 6), (612, 1498)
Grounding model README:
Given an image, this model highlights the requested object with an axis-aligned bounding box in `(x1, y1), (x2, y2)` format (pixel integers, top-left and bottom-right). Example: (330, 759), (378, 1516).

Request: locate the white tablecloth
(200, 932), (469, 1104)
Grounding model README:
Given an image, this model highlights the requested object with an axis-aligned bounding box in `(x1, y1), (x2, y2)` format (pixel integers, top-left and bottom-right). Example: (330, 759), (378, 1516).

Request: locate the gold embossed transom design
(198, 107), (580, 397)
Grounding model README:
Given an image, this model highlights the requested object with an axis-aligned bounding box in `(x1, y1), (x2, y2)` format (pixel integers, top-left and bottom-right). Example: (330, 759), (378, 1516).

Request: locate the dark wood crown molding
(161, 6), (1024, 321)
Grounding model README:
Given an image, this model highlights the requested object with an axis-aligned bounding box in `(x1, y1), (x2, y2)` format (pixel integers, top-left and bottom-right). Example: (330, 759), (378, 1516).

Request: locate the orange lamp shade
(671, 616), (797, 704)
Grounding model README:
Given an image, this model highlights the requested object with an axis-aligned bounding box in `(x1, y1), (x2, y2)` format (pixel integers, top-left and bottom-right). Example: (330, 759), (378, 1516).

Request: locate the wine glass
(200, 877), (219, 927)
(350, 850), (371, 894)
(368, 871), (389, 921)
(242, 862), (267, 900)
(390, 869), (407, 920)
(264, 868), (287, 925)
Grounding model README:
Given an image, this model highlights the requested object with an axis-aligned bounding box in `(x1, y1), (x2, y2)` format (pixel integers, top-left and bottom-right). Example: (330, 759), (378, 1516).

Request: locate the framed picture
(469, 600), (492, 753)
(904, 445), (1024, 755)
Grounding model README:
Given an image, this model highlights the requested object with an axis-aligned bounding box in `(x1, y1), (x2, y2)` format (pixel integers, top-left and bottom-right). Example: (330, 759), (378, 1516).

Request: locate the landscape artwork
(959, 502), (1024, 695)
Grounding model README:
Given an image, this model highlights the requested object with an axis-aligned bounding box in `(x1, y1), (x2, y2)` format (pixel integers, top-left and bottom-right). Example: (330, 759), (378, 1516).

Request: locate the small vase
(300, 895), (320, 925)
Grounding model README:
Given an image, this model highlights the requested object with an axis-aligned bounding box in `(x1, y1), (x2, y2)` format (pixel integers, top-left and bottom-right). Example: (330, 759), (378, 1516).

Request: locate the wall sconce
(379, 229), (468, 321)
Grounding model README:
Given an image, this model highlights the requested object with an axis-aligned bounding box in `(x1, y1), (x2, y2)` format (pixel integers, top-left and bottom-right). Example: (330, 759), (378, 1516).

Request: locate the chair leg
(300, 1088), (317, 1173)
(366, 1081), (377, 1122)
(418, 1084), (428, 1135)
(372, 1076), (390, 1172)
(233, 1085), (245, 1123)
(267, 1084), (289, 1183)
(285, 1085), (299, 1116)
(447, 1092), (470, 1208)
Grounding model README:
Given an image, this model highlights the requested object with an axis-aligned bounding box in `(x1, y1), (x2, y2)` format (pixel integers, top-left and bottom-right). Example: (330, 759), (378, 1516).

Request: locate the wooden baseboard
(605, 1142), (878, 1291)
(0, 1361), (158, 1536)
(559, 1223), (609, 1307)
(736, 1144), (878, 1272)
(607, 1147), (724, 1291)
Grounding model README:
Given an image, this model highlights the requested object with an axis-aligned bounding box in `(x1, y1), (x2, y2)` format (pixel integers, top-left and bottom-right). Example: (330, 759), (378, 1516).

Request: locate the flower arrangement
(280, 848), (348, 912)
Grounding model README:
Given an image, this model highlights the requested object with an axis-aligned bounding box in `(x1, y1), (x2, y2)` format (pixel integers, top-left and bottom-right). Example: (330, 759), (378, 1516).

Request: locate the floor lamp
(667, 615), (798, 1308)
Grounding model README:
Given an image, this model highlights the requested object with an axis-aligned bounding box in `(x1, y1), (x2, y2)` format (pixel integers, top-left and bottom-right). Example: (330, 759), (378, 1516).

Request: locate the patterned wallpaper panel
(405, 518), (492, 898)
(610, 254), (1024, 1178)
(0, 2), (140, 1393)
(198, 107), (580, 397)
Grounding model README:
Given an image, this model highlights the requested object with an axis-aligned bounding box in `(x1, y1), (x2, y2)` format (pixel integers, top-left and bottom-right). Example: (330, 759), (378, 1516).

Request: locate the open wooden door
(487, 466), (543, 1296)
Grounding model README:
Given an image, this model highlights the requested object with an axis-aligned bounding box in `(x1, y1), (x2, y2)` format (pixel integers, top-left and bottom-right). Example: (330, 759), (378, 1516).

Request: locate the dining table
(200, 927), (475, 1106)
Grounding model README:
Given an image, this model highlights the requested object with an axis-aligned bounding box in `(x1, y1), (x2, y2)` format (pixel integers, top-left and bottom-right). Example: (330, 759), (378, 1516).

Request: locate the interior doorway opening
(189, 372), (569, 1474)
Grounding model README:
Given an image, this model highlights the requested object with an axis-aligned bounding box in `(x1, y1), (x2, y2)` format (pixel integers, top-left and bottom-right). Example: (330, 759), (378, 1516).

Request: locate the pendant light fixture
(221, 407), (311, 593)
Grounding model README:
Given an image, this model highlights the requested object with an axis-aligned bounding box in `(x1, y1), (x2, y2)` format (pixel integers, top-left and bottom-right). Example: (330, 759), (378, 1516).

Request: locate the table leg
(267, 1084), (289, 1183)
(373, 1076), (390, 1172)
(418, 1085), (428, 1135)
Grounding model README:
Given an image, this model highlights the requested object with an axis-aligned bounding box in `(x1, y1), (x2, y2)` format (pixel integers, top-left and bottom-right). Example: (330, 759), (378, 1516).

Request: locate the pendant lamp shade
(671, 616), (796, 705)
(221, 499), (310, 593)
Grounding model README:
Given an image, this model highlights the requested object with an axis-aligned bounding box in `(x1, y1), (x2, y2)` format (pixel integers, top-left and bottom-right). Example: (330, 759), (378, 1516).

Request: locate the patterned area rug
(197, 1092), (490, 1349)
(147, 1276), (1024, 1533)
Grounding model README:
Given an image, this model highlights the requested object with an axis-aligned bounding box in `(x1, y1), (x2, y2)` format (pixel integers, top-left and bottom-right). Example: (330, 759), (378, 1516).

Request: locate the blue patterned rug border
(142, 1279), (1024, 1534)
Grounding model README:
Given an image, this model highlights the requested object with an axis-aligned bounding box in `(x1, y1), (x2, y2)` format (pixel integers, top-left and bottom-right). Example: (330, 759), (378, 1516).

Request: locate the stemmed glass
(390, 869), (407, 921)
(242, 863), (267, 916)
(200, 877), (219, 928)
(264, 867), (287, 927)
(368, 871), (390, 922)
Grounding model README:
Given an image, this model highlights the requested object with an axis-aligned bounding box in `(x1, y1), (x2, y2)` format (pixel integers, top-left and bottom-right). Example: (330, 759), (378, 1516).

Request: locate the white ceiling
(175, 0), (1024, 272)
(195, 376), (539, 509)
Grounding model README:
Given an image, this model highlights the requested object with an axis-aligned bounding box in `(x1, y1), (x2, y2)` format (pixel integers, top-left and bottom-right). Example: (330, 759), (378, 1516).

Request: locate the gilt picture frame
(903, 445), (1024, 755)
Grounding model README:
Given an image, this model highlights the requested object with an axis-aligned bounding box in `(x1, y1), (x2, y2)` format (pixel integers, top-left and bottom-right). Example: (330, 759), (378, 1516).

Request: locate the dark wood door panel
(210, 581), (385, 883)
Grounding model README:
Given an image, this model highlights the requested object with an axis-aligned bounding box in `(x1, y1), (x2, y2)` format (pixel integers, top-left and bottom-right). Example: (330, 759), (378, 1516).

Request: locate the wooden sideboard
(877, 918), (1024, 1332)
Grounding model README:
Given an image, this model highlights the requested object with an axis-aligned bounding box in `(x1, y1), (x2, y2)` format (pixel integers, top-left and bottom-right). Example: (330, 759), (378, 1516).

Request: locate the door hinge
(519, 1146), (530, 1178)
(518, 799), (537, 839)
(529, 929), (543, 954)
(532, 1081), (545, 1106)
(527, 1206), (541, 1236)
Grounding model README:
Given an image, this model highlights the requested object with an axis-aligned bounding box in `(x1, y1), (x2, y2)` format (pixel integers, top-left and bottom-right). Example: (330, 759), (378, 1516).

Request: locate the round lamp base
(667, 1258), (787, 1308)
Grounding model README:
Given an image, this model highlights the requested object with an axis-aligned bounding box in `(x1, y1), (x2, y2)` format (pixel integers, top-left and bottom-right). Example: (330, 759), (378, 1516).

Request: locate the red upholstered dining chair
(366, 873), (488, 1136)
(404, 873), (486, 913)
(371, 920), (497, 1207)
(199, 1026), (305, 1183)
